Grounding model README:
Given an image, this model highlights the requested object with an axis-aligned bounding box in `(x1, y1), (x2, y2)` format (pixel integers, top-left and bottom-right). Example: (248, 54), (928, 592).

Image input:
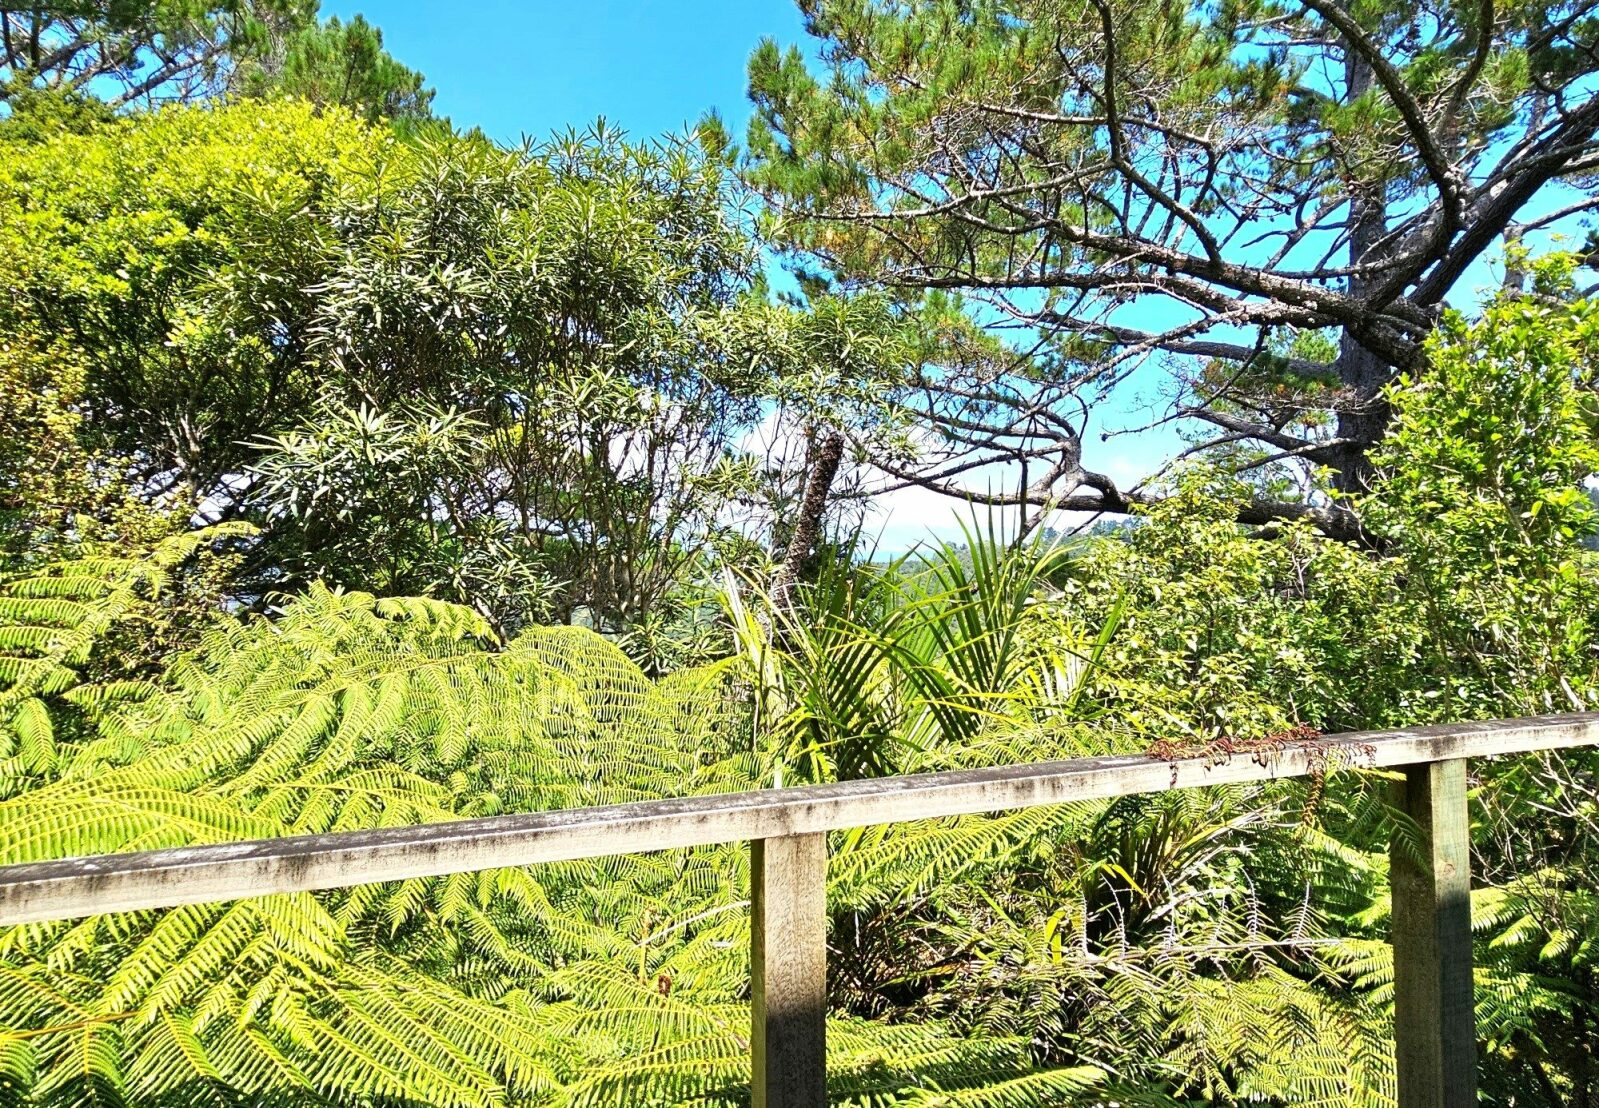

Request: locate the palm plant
(721, 519), (1399, 1105)
(724, 518), (1117, 783)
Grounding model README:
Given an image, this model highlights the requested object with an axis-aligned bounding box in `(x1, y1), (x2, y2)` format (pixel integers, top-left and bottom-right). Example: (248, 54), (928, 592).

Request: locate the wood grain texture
(752, 834), (828, 1108)
(2, 712), (1596, 925)
(1391, 759), (1477, 1108)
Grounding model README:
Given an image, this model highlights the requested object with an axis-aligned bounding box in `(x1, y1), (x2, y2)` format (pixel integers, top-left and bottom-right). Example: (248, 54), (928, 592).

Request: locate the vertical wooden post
(1391, 758), (1476, 1107)
(751, 832), (828, 1108)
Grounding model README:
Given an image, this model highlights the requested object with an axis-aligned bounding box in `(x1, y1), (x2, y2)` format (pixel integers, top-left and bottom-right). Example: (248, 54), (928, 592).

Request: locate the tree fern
(0, 534), (1407, 1106)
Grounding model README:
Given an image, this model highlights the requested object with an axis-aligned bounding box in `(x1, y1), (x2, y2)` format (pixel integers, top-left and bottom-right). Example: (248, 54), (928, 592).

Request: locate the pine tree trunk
(1330, 37), (1394, 495)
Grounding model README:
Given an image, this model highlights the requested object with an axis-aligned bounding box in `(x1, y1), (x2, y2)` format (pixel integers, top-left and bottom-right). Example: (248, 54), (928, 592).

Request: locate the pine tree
(745, 0), (1599, 525)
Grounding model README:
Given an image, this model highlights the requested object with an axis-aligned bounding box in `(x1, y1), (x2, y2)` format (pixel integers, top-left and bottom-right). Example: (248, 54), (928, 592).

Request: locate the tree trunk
(1330, 38), (1394, 495)
(770, 430), (845, 614)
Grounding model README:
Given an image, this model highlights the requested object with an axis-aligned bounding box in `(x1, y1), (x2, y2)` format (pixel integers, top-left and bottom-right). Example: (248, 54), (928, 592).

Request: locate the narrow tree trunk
(1330, 309), (1392, 495)
(1330, 39), (1394, 495)
(771, 430), (845, 614)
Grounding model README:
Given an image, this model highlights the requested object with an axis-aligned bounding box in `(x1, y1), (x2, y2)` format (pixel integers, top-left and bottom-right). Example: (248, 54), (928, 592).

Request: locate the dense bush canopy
(2, 2), (1599, 1105)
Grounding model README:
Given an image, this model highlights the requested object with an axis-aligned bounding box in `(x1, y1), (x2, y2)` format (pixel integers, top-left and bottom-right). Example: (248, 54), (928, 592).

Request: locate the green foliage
(0, 333), (200, 570)
(1, 0), (310, 107)
(0, 524), (1411, 1107)
(0, 86), (114, 144)
(0, 545), (753, 1107)
(0, 527), (254, 795)
(0, 0), (426, 119)
(274, 118), (771, 631)
(13, 281), (1599, 1098)
(0, 338), (96, 564)
(1362, 276), (1599, 1099)
(248, 399), (562, 633)
(4, 9), (1599, 1105)
(739, 0), (1599, 497)
(233, 13), (434, 121)
(1078, 472), (1411, 738)
(1470, 786), (1599, 1106)
(720, 518), (1403, 1104)
(726, 292), (916, 443)
(1370, 274), (1599, 718)
(0, 101), (787, 633)
(725, 519), (1102, 781)
(0, 99), (373, 498)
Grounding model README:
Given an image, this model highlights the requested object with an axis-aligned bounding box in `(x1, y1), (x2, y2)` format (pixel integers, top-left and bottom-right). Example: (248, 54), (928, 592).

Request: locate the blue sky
(321, 1), (1588, 548)
(321, 1), (806, 145)
(317, 0), (1116, 547)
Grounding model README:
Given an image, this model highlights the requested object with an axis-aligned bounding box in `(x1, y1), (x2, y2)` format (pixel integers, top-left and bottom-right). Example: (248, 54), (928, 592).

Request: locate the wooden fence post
(751, 833), (828, 1108)
(1391, 758), (1476, 1107)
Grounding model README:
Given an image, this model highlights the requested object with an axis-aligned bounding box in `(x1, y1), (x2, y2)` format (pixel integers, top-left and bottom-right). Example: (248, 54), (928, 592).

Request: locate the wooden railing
(4, 712), (1599, 1107)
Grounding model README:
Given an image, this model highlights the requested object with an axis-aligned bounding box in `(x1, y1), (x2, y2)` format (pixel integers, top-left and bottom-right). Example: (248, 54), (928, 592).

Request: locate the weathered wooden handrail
(4, 711), (1599, 1106)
